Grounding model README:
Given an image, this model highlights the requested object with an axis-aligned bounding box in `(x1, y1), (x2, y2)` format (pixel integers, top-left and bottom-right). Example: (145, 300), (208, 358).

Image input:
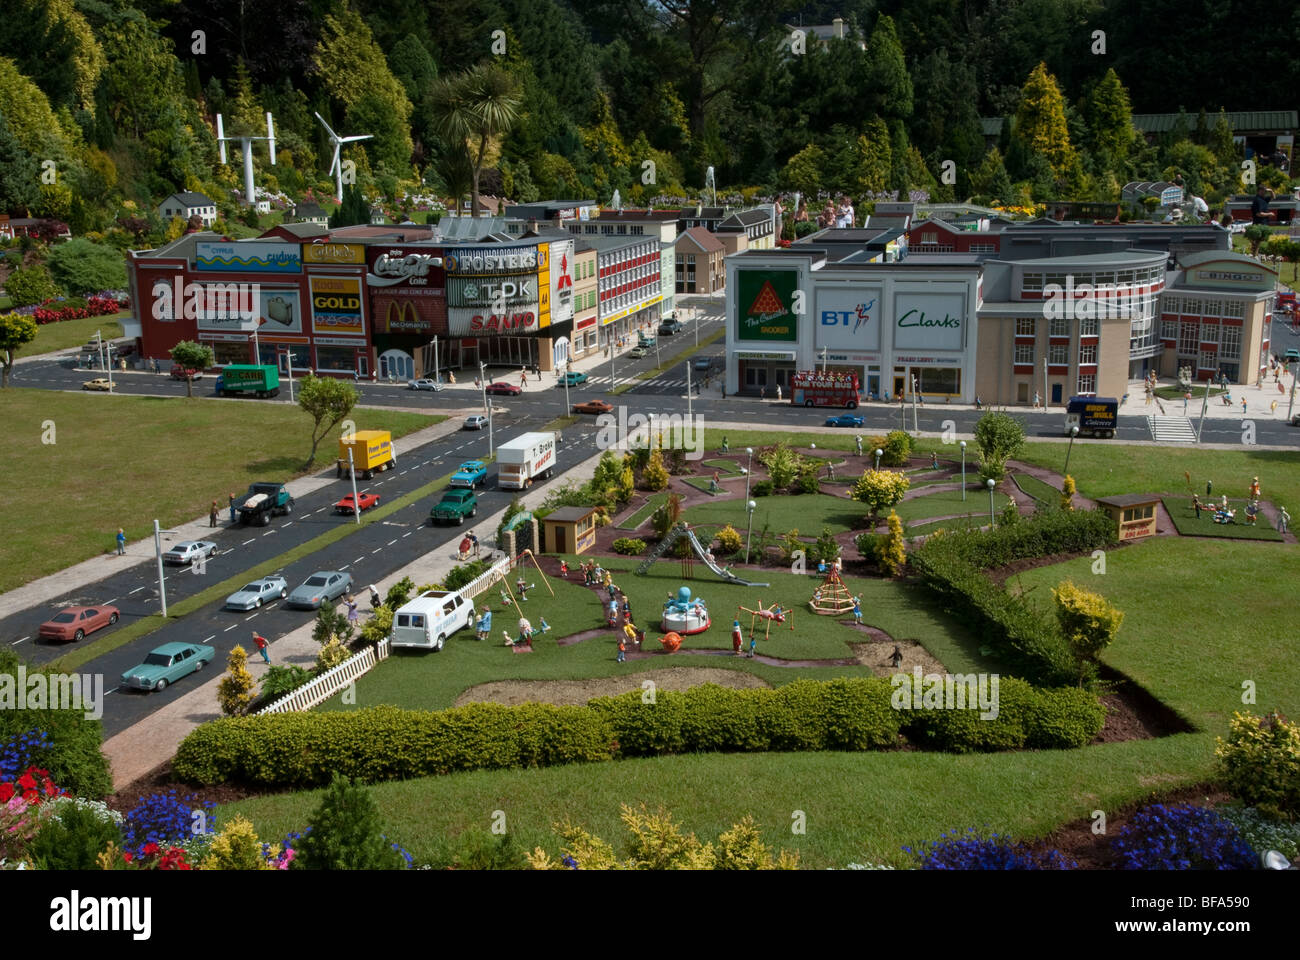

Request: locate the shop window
(744, 367), (767, 387)
(316, 345), (359, 372)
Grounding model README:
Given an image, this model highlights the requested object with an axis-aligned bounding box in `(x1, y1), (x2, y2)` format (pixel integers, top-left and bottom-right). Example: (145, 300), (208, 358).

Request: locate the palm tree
(430, 64), (522, 218)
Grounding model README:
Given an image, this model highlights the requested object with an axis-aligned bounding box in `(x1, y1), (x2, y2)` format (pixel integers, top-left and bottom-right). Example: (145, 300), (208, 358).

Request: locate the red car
(39, 605), (120, 642)
(170, 366), (203, 381)
(335, 492), (380, 514)
(484, 381), (522, 396)
(573, 400), (613, 415)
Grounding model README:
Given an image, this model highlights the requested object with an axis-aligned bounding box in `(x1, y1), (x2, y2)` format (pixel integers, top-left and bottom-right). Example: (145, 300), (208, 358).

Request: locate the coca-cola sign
(366, 247), (444, 287)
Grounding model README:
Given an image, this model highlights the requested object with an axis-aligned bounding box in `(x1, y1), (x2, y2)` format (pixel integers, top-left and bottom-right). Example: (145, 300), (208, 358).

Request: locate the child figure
(560, 560), (569, 578)
(853, 595), (862, 624)
(608, 598), (619, 625)
(931, 452), (939, 470)
(538, 617), (551, 634)
(475, 607), (492, 641)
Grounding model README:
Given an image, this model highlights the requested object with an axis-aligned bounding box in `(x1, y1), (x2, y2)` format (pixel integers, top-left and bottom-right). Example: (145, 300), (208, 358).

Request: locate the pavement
(99, 439), (615, 792)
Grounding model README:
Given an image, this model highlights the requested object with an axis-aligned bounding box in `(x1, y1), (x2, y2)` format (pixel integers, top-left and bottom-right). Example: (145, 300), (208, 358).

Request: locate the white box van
(389, 589), (474, 651)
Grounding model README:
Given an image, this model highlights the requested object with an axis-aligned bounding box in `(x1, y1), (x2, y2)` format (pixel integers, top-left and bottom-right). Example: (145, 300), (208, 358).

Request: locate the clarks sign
(366, 248), (444, 287)
(892, 291), (968, 352)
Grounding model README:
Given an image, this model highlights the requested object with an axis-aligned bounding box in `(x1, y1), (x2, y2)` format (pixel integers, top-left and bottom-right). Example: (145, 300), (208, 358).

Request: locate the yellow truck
(337, 430), (397, 479)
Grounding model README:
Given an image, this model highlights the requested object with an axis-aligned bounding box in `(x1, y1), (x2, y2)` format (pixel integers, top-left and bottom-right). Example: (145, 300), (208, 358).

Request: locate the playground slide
(682, 528), (769, 587)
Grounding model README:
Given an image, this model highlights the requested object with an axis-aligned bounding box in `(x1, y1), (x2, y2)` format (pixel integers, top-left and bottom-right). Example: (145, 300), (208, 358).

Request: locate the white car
(408, 379), (444, 391)
(224, 576), (289, 610)
(463, 415), (488, 430)
(162, 540), (218, 565)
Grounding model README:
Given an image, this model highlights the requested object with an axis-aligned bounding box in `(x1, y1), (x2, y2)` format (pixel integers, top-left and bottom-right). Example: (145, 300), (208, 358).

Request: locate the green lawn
(683, 492), (864, 535)
(319, 562), (992, 714)
(890, 487), (1012, 525)
(1160, 497), (1284, 540)
(0, 389), (441, 593)
(1016, 441), (1300, 513)
(27, 313), (127, 355)
(1012, 473), (1061, 505)
(1155, 384), (1225, 400)
(617, 493), (669, 529)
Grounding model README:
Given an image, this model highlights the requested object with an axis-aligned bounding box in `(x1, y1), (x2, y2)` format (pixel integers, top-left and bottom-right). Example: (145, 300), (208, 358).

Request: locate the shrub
(358, 605), (394, 647)
(880, 430), (912, 467)
(907, 828), (1075, 869)
(384, 576), (416, 610)
(715, 524), (743, 554)
(30, 800), (123, 869)
(979, 461), (1005, 482)
(200, 815), (273, 870)
(1060, 475), (1076, 511)
(650, 493), (683, 538)
(880, 511), (907, 575)
(642, 449), (670, 490)
(316, 638), (352, 674)
(1053, 580), (1124, 684)
(451, 831), (530, 870)
(612, 537), (647, 555)
(759, 443), (802, 489)
(260, 665), (315, 702)
(974, 411), (1025, 477)
(4, 264), (60, 307)
(1110, 804), (1255, 870)
(1001, 498), (1021, 526)
(122, 790), (216, 859)
(1214, 710), (1300, 821)
(290, 774), (409, 870)
(850, 469), (909, 519)
(217, 645), (257, 717)
(752, 479), (774, 497)
(312, 606), (353, 647)
(810, 526), (840, 565)
(1216, 805), (1300, 860)
(796, 463), (820, 494)
(443, 559), (491, 592)
(779, 528), (802, 563)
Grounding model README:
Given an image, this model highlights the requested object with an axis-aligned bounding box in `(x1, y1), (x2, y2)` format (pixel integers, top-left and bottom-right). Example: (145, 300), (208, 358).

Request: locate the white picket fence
(458, 554), (513, 599)
(257, 637), (391, 715)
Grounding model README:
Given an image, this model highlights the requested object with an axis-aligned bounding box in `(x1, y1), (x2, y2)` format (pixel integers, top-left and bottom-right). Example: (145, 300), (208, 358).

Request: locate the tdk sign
(820, 299), (876, 333)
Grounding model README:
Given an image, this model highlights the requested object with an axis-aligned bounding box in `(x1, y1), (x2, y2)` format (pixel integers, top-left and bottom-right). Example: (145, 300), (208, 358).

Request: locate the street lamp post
(745, 448), (754, 501)
(286, 351), (296, 403)
(562, 360), (571, 412)
(960, 440), (967, 500)
(1064, 425), (1080, 476)
(346, 447), (361, 526)
(821, 346), (828, 373)
(1289, 360), (1298, 423)
(874, 447), (883, 471)
(911, 375), (919, 433)
(608, 331), (616, 394)
(693, 305), (699, 347)
(986, 478), (996, 528)
(745, 499), (757, 564)
(154, 520), (168, 617)
(686, 360), (692, 421)
(1196, 375), (1211, 442)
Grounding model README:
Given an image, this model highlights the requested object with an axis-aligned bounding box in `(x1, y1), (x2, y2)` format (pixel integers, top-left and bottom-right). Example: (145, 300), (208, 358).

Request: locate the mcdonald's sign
(373, 298), (432, 333)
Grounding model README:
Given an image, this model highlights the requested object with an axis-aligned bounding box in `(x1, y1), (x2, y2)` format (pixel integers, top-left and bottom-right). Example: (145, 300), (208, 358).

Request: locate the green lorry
(216, 364), (281, 398)
(430, 488), (477, 525)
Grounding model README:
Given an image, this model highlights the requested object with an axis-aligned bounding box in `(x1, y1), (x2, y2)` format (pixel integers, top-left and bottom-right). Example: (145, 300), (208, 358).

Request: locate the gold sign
(303, 242), (366, 265)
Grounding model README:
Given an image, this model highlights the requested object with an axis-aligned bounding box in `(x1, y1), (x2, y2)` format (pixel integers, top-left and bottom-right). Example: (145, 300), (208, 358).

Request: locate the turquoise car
(558, 370), (588, 386)
(120, 641), (215, 692)
(450, 460), (488, 488)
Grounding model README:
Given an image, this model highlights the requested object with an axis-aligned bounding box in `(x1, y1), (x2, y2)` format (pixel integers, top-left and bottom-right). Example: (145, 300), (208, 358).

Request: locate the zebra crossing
(1146, 415), (1198, 443)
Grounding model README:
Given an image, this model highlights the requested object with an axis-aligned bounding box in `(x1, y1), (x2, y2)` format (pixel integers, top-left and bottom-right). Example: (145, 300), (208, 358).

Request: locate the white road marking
(282, 521), (292, 527)
(242, 538), (255, 545)
(387, 539), (398, 546)
(129, 586), (144, 594)
(402, 531), (413, 538)
(261, 530), (275, 536)
(340, 563), (350, 569)
(315, 507), (326, 513)
(354, 557), (364, 564)
(12, 637), (28, 645)
(104, 598), (116, 604)
(224, 624), (237, 632)
(203, 635), (216, 643)
(371, 548), (382, 554)
(244, 613), (258, 621)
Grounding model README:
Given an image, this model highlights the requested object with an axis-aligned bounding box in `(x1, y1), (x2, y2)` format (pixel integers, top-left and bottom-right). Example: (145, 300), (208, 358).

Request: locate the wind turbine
(315, 112), (374, 204)
(216, 112), (276, 209)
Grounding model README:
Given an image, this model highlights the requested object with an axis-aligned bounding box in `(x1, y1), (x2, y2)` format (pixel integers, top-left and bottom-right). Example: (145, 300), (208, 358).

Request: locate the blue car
(558, 371), (588, 387)
(450, 460), (488, 488)
(825, 414), (865, 427)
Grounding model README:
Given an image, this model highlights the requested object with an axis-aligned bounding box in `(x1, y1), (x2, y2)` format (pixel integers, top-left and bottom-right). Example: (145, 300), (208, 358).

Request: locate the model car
(693, 357), (712, 371)
(335, 492), (381, 514)
(637, 334), (656, 346)
(82, 378), (114, 391)
(463, 414), (489, 430)
(224, 576), (289, 610)
(38, 605), (120, 642)
(628, 346), (648, 359)
(170, 366), (204, 380)
(658, 319), (683, 335)
(162, 540), (218, 564)
(450, 460), (488, 487)
(485, 381), (523, 396)
(120, 642), (215, 692)
(558, 370), (589, 386)
(407, 379), (444, 391)
(825, 414), (865, 427)
(573, 399), (614, 415)
(286, 571), (353, 609)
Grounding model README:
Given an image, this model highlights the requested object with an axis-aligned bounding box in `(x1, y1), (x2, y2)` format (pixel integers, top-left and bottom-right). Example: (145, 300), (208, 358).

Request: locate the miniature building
(1095, 494), (1161, 541)
(541, 506), (598, 555)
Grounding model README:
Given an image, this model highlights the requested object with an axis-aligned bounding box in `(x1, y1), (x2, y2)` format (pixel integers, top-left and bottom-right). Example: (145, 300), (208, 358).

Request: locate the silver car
(463, 415), (488, 430)
(408, 379), (444, 391)
(162, 540), (218, 565)
(224, 576), (289, 610)
(286, 571), (353, 609)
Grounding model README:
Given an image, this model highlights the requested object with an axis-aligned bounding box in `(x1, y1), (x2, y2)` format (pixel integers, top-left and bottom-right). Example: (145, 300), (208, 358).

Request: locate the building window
(1015, 317), (1035, 336)
(969, 243), (996, 253)
(1200, 323), (1219, 345)
(1184, 298), (1201, 316)
(1014, 343), (1034, 364)
(1049, 343), (1067, 365)
(1178, 322), (1198, 355)
(1080, 316), (1099, 337)
(1044, 272), (1068, 290)
(1079, 343), (1097, 364)
(1223, 299), (1245, 319)
(1161, 319), (1177, 340)
(1221, 324), (1241, 359)
(1094, 271), (1115, 286)
(1077, 373), (1095, 394)
(1049, 316), (1069, 337)
(600, 225), (613, 235)
(1021, 273), (1043, 292)
(1199, 349), (1216, 370)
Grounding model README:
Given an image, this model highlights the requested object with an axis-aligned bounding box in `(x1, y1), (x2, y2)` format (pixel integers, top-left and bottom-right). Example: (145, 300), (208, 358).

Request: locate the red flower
(16, 773), (35, 791)
(0, 783), (13, 804)
(142, 842), (160, 857)
(123, 851), (134, 863)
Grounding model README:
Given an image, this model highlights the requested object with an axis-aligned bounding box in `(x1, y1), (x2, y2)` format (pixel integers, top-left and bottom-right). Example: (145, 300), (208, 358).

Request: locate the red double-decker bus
(790, 370), (861, 409)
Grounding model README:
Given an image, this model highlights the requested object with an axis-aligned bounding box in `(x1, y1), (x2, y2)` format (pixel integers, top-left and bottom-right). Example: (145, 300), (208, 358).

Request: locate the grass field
(1154, 384), (1225, 400)
(617, 493), (669, 529)
(0, 389), (441, 593)
(318, 562), (993, 714)
(27, 314), (127, 356)
(889, 487), (1013, 525)
(683, 493), (864, 535)
(1160, 497), (1284, 540)
(1013, 473), (1061, 505)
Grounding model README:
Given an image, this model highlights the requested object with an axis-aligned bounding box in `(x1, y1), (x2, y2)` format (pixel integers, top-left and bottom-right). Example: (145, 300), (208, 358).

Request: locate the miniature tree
(291, 774), (407, 870)
(850, 469), (910, 521)
(1060, 475), (1076, 511)
(315, 638), (351, 673)
(780, 528), (802, 564)
(0, 313), (38, 388)
(1052, 580), (1124, 685)
(880, 430), (912, 467)
(974, 411), (1025, 481)
(298, 374), (360, 468)
(312, 606), (354, 647)
(217, 645), (256, 716)
(384, 576), (415, 609)
(642, 448), (670, 491)
(169, 340), (215, 398)
(881, 510), (907, 575)
(715, 524), (743, 554)
(651, 492), (683, 538)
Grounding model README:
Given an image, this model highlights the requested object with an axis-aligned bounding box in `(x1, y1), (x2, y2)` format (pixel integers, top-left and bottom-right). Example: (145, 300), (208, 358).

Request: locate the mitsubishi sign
(815, 285), (883, 351)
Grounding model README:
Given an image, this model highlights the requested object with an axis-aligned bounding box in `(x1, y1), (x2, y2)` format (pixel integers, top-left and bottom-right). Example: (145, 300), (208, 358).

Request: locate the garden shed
(541, 506), (598, 555)
(1095, 494), (1161, 541)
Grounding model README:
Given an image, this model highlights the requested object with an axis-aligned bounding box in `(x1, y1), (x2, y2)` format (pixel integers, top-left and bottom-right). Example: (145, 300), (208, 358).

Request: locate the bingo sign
(310, 276), (365, 336)
(735, 270), (799, 342)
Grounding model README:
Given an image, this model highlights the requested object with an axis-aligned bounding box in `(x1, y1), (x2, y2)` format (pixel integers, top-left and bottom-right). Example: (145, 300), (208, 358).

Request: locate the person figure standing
(209, 501), (219, 527)
(252, 631), (270, 664)
(1192, 494), (1202, 519)
(748, 635), (757, 659)
(721, 436), (729, 453)
(732, 619), (744, 656)
(229, 493), (237, 524)
(775, 384), (782, 402)
(1279, 505), (1290, 533)
(853, 595), (862, 624)
(617, 634), (626, 663)
(115, 528), (126, 555)
(346, 595), (358, 626)
(469, 532), (480, 557)
(1250, 476), (1261, 499)
(856, 435), (864, 456)
(1241, 396), (1248, 414)
(368, 584), (382, 609)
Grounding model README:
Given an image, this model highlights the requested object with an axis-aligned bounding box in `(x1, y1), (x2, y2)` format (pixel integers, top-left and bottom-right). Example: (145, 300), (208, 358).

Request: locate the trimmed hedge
(910, 510), (1117, 687)
(173, 677), (1106, 788)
